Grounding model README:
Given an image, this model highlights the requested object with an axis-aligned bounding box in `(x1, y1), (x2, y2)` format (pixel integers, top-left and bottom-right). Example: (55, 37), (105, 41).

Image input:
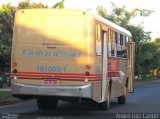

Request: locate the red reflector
(85, 71), (90, 76)
(86, 64), (91, 69)
(13, 62), (17, 67)
(12, 69), (17, 73)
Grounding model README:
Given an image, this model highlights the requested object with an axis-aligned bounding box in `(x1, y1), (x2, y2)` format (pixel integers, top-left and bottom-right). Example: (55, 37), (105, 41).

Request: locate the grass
(136, 76), (159, 83)
(0, 91), (12, 100)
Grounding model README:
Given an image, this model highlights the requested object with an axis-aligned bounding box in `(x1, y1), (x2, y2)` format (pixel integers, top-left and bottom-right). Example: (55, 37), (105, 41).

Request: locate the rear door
(128, 41), (135, 93)
(101, 31), (108, 101)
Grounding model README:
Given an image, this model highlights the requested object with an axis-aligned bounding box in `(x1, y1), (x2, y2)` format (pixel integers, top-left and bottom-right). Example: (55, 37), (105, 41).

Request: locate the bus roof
(92, 12), (132, 37)
(16, 9), (132, 37)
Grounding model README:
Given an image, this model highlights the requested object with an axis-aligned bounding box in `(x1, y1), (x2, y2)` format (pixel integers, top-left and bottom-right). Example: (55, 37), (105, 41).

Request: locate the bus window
(121, 35), (127, 58)
(108, 29), (114, 56)
(123, 35), (126, 46)
(124, 36), (129, 46)
(126, 36), (129, 43)
(122, 46), (127, 58)
(115, 32), (118, 44)
(117, 45), (122, 57)
(111, 43), (116, 56)
(96, 24), (102, 55)
(116, 33), (122, 57)
(120, 34), (123, 46)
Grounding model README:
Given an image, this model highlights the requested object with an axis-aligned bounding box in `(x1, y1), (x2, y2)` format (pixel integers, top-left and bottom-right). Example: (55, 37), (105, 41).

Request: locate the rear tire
(37, 98), (47, 109)
(118, 96), (126, 104)
(47, 98), (58, 109)
(37, 97), (58, 109)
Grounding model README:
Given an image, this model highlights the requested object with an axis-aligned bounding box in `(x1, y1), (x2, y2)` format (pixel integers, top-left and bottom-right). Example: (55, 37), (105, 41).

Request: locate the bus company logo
(22, 49), (81, 57)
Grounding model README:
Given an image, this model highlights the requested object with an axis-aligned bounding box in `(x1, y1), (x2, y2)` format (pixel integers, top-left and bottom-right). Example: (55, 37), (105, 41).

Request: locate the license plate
(44, 79), (57, 85)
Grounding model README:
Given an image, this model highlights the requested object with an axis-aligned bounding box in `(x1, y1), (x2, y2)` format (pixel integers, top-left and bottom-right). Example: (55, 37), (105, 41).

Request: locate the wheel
(118, 95), (126, 104)
(37, 97), (58, 109)
(36, 98), (47, 109)
(47, 98), (58, 109)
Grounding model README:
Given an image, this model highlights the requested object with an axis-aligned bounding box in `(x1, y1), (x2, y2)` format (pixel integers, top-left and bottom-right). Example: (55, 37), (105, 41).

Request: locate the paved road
(1, 81), (160, 119)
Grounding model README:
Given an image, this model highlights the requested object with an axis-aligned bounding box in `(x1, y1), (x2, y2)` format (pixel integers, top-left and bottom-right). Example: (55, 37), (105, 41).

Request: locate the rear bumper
(11, 81), (93, 99)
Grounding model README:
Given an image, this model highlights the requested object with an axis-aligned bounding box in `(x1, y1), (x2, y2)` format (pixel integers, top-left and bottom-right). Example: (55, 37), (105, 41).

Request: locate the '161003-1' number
(37, 66), (66, 72)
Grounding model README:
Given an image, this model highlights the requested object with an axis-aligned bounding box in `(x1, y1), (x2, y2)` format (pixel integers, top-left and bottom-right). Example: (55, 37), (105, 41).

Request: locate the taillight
(13, 62), (17, 68)
(86, 64), (91, 69)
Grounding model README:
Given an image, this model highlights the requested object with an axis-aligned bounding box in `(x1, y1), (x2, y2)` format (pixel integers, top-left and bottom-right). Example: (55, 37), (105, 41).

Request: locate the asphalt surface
(0, 80), (160, 119)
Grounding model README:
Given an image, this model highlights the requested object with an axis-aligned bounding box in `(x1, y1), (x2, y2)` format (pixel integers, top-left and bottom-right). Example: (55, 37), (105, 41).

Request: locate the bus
(11, 9), (135, 110)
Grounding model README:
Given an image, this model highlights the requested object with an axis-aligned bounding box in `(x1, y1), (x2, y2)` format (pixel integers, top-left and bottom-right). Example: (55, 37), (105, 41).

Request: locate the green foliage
(0, 91), (12, 100)
(18, 0), (30, 9)
(0, 4), (16, 69)
(96, 6), (108, 19)
(155, 38), (160, 42)
(52, 0), (65, 9)
(126, 25), (151, 43)
(18, 0), (48, 9)
(140, 39), (160, 79)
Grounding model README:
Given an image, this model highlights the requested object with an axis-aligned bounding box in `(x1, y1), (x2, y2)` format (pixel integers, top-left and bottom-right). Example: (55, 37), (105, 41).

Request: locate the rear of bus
(11, 9), (98, 108)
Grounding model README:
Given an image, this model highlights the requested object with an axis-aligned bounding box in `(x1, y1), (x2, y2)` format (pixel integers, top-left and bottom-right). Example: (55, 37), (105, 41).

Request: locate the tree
(155, 38), (160, 42)
(52, 0), (65, 9)
(97, 3), (153, 77)
(18, 0), (48, 9)
(140, 38), (160, 78)
(0, 4), (16, 70)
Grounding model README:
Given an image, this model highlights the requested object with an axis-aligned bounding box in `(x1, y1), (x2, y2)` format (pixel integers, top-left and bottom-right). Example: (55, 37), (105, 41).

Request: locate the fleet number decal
(37, 66), (66, 72)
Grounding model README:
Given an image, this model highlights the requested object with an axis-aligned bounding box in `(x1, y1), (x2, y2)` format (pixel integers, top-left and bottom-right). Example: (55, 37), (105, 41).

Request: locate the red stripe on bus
(12, 72), (101, 76)
(13, 74), (100, 78)
(11, 72), (102, 81)
(11, 71), (125, 78)
(11, 72), (102, 78)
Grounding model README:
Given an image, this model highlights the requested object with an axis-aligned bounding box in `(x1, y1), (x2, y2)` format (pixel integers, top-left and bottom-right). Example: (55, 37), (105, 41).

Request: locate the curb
(135, 79), (160, 86)
(0, 98), (24, 106)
